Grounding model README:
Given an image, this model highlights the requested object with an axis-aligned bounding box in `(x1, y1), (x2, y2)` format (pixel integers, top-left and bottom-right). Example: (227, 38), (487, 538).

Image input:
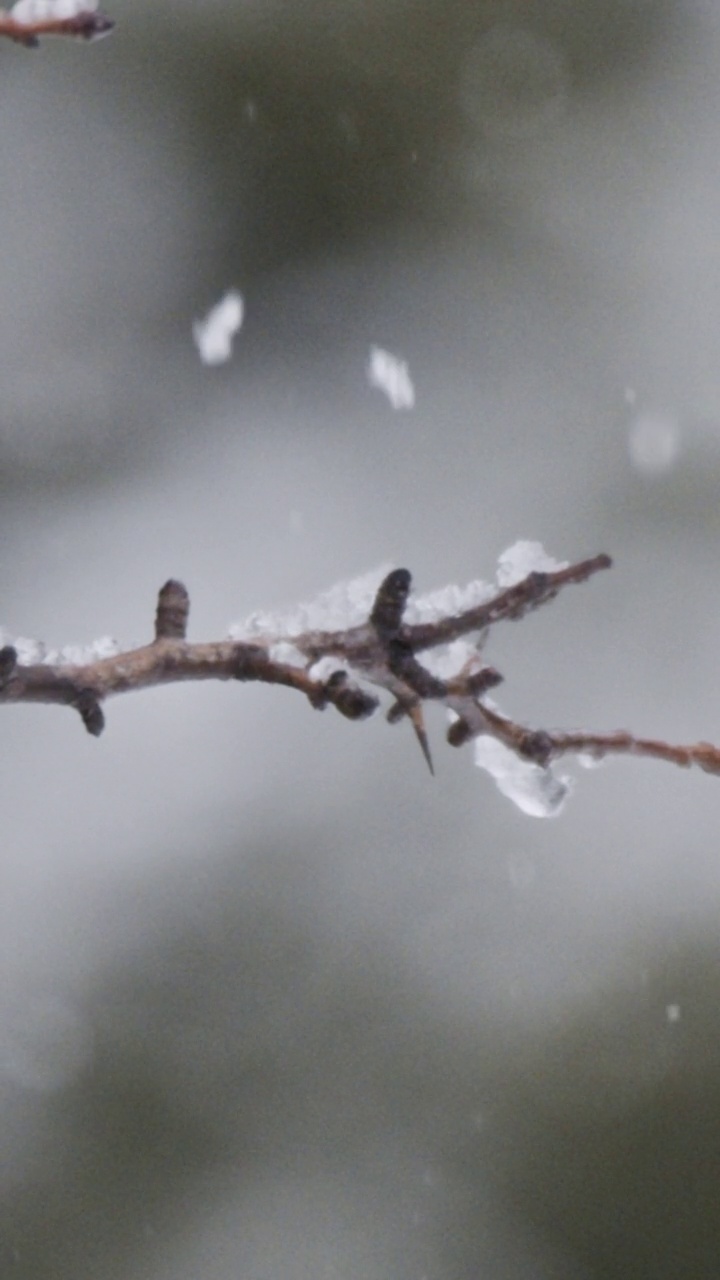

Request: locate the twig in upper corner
(0, 4), (114, 47)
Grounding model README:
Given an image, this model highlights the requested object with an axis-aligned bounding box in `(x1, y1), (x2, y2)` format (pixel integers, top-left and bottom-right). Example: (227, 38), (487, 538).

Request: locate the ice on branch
(11, 0), (97, 19)
(231, 568), (497, 647)
(0, 628), (120, 667)
(45, 636), (121, 666)
(404, 579), (494, 626)
(496, 541), (568, 588)
(473, 735), (572, 818)
(5, 548), (720, 815)
(367, 346), (415, 410)
(230, 566), (394, 640)
(193, 291), (244, 366)
(421, 638), (484, 681)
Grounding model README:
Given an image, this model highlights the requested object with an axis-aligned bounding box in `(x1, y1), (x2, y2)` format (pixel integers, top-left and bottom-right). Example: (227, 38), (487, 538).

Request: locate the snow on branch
(0, 0), (114, 47)
(3, 545), (720, 815)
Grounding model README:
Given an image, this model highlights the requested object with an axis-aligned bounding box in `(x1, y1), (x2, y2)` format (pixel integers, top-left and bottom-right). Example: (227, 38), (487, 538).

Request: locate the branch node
(232, 644), (268, 681)
(517, 729), (554, 766)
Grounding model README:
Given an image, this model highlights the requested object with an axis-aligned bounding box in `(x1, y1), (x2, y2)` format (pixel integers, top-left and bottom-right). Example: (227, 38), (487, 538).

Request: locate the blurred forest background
(3, 0), (720, 1275)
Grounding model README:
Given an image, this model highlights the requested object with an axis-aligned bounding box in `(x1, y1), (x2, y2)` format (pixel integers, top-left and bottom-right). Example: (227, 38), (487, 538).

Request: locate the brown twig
(0, 6), (114, 47)
(2, 554), (720, 785)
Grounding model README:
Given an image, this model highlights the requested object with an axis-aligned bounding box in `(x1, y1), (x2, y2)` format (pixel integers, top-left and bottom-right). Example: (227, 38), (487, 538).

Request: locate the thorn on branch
(406, 702), (434, 775)
(155, 580), (190, 641)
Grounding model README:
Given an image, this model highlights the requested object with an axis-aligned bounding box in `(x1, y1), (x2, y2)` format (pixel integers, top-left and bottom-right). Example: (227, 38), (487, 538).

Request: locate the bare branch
(2, 554), (720, 794)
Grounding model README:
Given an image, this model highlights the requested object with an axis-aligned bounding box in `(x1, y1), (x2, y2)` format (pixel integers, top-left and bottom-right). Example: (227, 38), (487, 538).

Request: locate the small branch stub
(155, 580), (190, 641)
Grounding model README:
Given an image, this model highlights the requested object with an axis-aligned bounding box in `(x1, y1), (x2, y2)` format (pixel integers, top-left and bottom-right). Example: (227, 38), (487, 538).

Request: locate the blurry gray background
(2, 0), (720, 1276)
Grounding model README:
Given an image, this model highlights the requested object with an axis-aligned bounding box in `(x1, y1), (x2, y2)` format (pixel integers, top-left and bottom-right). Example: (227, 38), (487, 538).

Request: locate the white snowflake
(367, 346), (415, 410)
(193, 290), (244, 366)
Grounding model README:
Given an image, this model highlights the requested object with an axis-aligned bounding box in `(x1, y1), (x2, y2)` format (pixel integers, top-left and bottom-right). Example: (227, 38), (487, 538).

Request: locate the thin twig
(0, 7), (114, 47)
(2, 554), (720, 783)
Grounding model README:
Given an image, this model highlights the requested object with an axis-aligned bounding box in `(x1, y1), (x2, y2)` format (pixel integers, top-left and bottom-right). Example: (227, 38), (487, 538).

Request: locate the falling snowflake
(367, 346), (415, 410)
(193, 291), (244, 366)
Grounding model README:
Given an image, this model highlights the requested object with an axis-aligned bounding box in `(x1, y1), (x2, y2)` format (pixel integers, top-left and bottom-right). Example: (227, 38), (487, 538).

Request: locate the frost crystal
(193, 290), (244, 366)
(46, 636), (120, 666)
(268, 641), (306, 668)
(9, 636), (46, 665)
(420, 638), (482, 681)
(474, 736), (571, 818)
(230, 568), (495, 644)
(404, 579), (494, 625)
(230, 566), (394, 640)
(496, 540), (568, 588)
(309, 656), (351, 682)
(367, 346), (415, 410)
(11, 0), (97, 19)
(0, 630), (120, 667)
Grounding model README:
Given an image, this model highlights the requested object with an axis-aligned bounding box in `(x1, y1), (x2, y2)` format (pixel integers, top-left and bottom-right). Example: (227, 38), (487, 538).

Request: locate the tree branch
(3, 552), (720, 790)
(0, 4), (114, 47)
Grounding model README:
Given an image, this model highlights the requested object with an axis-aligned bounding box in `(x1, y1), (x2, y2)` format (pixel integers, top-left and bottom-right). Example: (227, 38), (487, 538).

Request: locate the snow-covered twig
(3, 551), (720, 808)
(0, 1), (114, 47)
